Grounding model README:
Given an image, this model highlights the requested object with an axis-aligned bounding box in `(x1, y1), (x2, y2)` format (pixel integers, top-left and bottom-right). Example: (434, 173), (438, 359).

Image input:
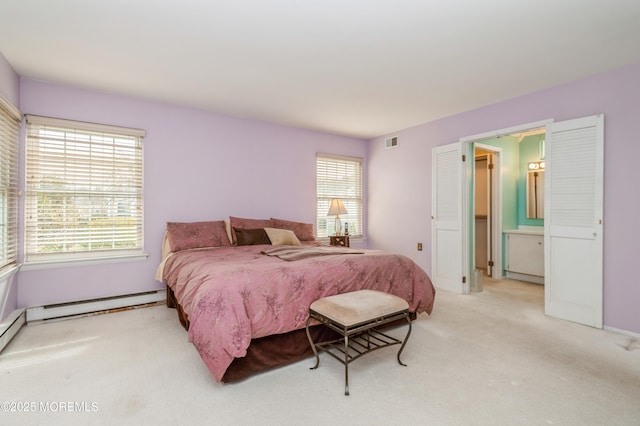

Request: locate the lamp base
(334, 216), (342, 236)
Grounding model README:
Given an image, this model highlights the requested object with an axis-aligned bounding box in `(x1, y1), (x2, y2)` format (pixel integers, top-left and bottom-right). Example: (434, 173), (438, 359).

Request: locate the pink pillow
(271, 218), (315, 241)
(229, 216), (275, 244)
(166, 221), (231, 252)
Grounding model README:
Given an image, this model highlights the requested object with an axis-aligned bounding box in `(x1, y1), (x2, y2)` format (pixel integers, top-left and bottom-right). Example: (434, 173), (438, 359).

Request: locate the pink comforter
(163, 244), (435, 381)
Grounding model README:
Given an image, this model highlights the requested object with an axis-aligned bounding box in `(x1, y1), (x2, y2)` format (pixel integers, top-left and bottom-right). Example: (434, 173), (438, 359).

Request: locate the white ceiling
(1, 1), (639, 139)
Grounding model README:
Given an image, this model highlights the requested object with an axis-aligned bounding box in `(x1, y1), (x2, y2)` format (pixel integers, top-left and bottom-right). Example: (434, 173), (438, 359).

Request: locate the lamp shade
(327, 199), (348, 216)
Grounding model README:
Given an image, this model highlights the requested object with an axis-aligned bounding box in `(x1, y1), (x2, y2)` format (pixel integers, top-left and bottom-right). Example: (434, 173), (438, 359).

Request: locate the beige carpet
(1, 278), (639, 425)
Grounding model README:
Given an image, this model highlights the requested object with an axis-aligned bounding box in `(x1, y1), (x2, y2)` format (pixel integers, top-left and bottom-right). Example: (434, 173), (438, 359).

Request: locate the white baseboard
(27, 290), (166, 322)
(505, 271), (544, 285)
(0, 308), (26, 353)
(604, 325), (640, 340)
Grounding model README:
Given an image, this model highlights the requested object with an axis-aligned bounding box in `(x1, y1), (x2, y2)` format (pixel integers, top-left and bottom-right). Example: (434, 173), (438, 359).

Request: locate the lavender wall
(17, 79), (367, 308)
(367, 63), (640, 334)
(6, 59), (640, 334)
(0, 52), (19, 107)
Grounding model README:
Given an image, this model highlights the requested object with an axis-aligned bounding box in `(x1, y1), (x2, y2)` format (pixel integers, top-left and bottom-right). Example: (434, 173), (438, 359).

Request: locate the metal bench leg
(344, 331), (350, 396)
(306, 316), (320, 370)
(397, 313), (412, 366)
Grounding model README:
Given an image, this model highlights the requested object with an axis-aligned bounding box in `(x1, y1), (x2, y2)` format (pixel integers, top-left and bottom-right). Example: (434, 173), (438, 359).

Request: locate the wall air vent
(385, 136), (398, 149)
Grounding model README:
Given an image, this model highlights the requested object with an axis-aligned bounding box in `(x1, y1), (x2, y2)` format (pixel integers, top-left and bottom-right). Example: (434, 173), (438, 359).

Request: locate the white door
(545, 115), (604, 328)
(474, 156), (489, 272)
(474, 144), (503, 279)
(432, 142), (466, 293)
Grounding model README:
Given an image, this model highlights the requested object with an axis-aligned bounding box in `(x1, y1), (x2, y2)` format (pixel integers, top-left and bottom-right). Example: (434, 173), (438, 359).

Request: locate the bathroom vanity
(504, 229), (544, 284)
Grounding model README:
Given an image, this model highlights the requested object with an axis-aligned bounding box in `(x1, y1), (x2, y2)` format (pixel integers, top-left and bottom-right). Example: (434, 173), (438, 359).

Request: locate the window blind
(0, 96), (20, 270)
(25, 115), (145, 263)
(316, 154), (363, 238)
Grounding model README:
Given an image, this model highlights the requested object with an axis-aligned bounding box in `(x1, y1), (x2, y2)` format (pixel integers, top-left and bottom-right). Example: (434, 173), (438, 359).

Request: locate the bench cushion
(309, 290), (409, 327)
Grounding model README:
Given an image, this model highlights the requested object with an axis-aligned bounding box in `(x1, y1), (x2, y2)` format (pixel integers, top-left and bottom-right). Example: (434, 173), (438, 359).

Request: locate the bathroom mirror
(526, 170), (544, 218)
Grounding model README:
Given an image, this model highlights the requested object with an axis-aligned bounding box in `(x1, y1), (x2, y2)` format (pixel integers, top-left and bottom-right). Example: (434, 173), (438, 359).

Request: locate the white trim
(457, 119), (553, 288)
(462, 141), (471, 292)
(0, 308), (26, 353)
(0, 264), (18, 282)
(0, 265), (19, 322)
(505, 271), (544, 284)
(23, 117), (145, 263)
(460, 119), (551, 143)
(603, 325), (640, 340)
(0, 92), (21, 120)
(316, 154), (364, 238)
(26, 289), (165, 322)
(25, 114), (145, 137)
(316, 152), (363, 163)
(20, 253), (149, 271)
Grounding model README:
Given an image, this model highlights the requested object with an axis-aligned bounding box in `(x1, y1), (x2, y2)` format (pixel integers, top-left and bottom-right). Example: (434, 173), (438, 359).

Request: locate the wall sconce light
(528, 161), (545, 170)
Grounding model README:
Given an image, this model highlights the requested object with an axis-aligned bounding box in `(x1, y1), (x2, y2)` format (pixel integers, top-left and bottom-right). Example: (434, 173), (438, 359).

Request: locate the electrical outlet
(417, 242), (423, 251)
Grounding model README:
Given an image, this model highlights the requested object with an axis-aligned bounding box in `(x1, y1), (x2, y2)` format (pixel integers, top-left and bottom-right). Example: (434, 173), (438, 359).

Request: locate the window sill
(20, 253), (149, 271)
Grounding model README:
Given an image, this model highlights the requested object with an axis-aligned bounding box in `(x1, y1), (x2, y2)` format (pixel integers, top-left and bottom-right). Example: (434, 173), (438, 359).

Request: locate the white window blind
(0, 96), (20, 271)
(25, 115), (145, 263)
(316, 154), (363, 238)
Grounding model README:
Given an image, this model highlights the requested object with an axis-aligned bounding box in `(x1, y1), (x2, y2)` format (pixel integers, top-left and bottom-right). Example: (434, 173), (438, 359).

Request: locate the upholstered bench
(305, 289), (412, 395)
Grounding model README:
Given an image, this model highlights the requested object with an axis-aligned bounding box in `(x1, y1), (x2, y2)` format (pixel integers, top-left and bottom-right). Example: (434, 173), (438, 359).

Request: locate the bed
(156, 217), (436, 382)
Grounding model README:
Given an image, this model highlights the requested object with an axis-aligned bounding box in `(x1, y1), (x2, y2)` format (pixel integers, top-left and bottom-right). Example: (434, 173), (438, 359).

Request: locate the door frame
(460, 119), (551, 284)
(433, 116), (603, 329)
(473, 144), (502, 278)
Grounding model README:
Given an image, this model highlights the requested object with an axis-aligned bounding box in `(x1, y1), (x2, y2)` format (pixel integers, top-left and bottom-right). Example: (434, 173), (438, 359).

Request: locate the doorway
(473, 147), (498, 278)
(432, 116), (604, 328)
(471, 130), (545, 285)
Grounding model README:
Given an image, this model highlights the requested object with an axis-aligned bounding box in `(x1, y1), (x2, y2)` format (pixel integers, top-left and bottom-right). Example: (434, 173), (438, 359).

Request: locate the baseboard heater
(0, 309), (26, 352)
(26, 290), (166, 322)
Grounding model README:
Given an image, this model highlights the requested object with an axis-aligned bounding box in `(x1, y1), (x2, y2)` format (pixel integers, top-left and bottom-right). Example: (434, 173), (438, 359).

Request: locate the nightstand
(329, 235), (350, 247)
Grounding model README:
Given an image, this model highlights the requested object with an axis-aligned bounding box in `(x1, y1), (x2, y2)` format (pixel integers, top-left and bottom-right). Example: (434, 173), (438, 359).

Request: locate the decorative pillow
(166, 221), (231, 252)
(161, 230), (171, 260)
(229, 216), (275, 244)
(234, 228), (271, 246)
(224, 219), (233, 246)
(271, 218), (315, 241)
(264, 227), (302, 246)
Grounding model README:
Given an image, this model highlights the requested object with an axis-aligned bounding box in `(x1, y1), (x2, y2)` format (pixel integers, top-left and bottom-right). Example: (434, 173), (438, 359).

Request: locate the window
(316, 154), (363, 238)
(25, 115), (145, 264)
(0, 96), (20, 271)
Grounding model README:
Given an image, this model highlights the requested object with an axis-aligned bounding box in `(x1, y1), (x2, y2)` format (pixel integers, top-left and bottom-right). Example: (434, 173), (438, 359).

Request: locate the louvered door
(432, 142), (465, 293)
(544, 115), (604, 328)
